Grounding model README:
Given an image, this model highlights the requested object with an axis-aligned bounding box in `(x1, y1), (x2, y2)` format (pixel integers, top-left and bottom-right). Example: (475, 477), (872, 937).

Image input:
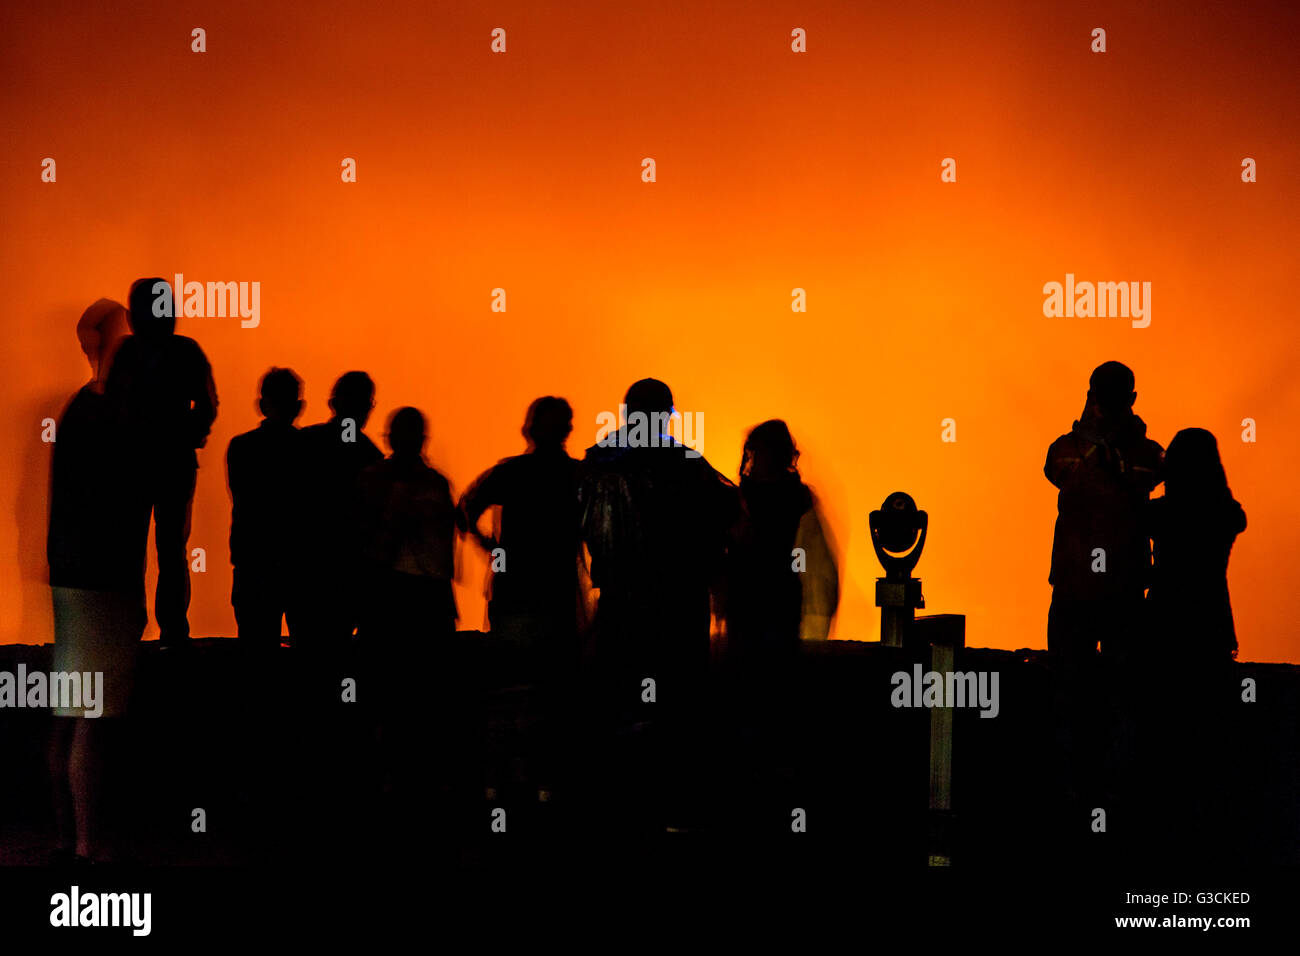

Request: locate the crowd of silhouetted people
(42, 281), (1247, 863)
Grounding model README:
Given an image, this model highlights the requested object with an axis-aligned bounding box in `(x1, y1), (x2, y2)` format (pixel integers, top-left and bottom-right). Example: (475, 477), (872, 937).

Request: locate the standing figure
(724, 419), (838, 807)
(1045, 361), (1164, 662)
(356, 406), (458, 643)
(297, 371), (383, 651)
(1044, 361), (1163, 810)
(1142, 427), (1246, 858)
(226, 367), (305, 652)
(105, 277), (218, 647)
(355, 407), (459, 807)
(459, 397), (582, 799)
(578, 378), (739, 830)
(47, 299), (146, 864)
(460, 396), (582, 656)
(1147, 428), (1246, 665)
(726, 419), (838, 663)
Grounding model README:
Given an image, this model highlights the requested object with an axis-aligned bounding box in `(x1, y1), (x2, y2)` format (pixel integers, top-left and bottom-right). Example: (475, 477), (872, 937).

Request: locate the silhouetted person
(1044, 361), (1162, 812)
(580, 379), (738, 684)
(1142, 428), (1246, 858)
(1045, 361), (1163, 662)
(226, 368), (305, 652)
(105, 277), (218, 647)
(724, 420), (838, 806)
(356, 406), (458, 642)
(726, 419), (839, 662)
(460, 396), (582, 655)
(459, 397), (582, 799)
(355, 407), (458, 806)
(298, 371), (383, 650)
(578, 378), (739, 829)
(1147, 428), (1246, 665)
(47, 299), (147, 864)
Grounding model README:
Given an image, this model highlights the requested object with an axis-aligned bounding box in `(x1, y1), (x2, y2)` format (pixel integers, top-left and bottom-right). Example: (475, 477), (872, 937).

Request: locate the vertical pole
(921, 614), (964, 865)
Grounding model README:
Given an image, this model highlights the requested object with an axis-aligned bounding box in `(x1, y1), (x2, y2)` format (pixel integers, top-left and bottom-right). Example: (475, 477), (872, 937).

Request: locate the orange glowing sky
(2, 0), (1297, 661)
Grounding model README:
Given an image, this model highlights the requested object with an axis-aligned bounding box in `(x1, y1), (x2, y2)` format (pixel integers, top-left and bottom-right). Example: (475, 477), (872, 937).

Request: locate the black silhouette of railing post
(916, 613), (965, 866)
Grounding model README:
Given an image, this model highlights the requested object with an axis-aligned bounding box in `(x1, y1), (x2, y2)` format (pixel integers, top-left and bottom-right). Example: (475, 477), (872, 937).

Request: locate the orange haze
(2, 0), (1297, 660)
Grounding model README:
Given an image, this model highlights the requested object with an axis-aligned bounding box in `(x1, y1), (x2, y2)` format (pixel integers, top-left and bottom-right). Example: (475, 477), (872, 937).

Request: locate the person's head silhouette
(386, 406), (426, 459)
(741, 419), (799, 481)
(523, 396), (573, 451)
(1165, 427), (1229, 500)
(1087, 361), (1137, 419)
(127, 277), (176, 338)
(76, 299), (130, 390)
(624, 379), (676, 429)
(329, 371), (376, 429)
(258, 367), (303, 426)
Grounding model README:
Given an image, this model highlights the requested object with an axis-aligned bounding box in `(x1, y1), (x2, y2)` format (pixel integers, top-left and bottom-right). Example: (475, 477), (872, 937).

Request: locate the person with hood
(1044, 361), (1163, 808)
(1045, 361), (1164, 662)
(104, 277), (218, 648)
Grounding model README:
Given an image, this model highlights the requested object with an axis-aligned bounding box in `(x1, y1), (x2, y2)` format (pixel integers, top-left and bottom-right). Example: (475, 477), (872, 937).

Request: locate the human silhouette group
(1044, 360), (1247, 850)
(44, 282), (1246, 863)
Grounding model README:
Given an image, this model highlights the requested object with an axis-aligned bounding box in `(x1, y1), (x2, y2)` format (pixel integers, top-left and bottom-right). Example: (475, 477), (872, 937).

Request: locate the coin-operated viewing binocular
(869, 491), (928, 647)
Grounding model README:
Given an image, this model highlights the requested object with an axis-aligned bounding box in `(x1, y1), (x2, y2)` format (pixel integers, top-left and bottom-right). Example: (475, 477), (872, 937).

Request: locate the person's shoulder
(1047, 430), (1078, 452)
(299, 421), (337, 447)
(360, 433), (383, 459)
(227, 428), (258, 452)
(796, 479), (816, 512)
(360, 455), (392, 477)
(425, 465), (452, 492)
(691, 450), (735, 484)
(171, 334), (210, 359)
(104, 335), (140, 368)
(59, 386), (100, 425)
(581, 442), (632, 477)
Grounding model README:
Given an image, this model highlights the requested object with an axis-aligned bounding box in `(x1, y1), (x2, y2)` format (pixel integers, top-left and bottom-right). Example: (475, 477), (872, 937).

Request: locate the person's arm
(1044, 435), (1083, 490)
(190, 345), (218, 449)
(795, 503), (839, 641)
(225, 437), (240, 565)
(457, 465), (500, 551)
(1123, 438), (1164, 495)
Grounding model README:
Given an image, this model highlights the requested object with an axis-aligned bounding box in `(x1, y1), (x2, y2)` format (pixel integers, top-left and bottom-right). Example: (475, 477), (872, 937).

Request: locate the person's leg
(67, 718), (112, 860)
(154, 464), (198, 645)
(1048, 594), (1099, 813)
(233, 567), (282, 654)
(47, 718), (76, 859)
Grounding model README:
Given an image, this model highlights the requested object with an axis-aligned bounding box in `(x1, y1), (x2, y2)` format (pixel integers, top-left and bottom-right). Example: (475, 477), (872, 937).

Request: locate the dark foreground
(1, 636), (1296, 937)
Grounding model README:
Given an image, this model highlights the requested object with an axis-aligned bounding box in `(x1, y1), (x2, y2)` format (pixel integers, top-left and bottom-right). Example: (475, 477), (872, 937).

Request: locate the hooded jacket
(1045, 410), (1164, 599)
